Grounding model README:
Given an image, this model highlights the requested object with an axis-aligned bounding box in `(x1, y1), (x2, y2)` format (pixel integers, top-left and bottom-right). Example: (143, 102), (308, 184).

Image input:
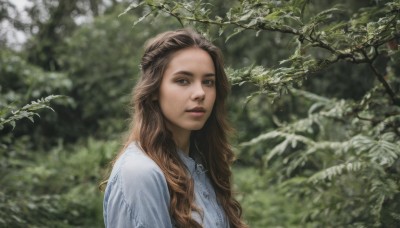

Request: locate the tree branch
(368, 63), (399, 105)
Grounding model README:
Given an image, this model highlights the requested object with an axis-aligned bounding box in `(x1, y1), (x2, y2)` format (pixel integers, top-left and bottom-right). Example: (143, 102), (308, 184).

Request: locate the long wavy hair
(101, 28), (247, 228)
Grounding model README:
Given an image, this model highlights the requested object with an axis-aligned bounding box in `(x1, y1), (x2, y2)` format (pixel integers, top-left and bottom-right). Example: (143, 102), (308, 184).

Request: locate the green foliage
(2, 0), (400, 226)
(57, 8), (141, 139)
(0, 47), (72, 226)
(239, 87), (400, 226)
(0, 49), (72, 101)
(233, 166), (305, 227)
(0, 138), (119, 227)
(0, 48), (74, 148)
(0, 95), (62, 130)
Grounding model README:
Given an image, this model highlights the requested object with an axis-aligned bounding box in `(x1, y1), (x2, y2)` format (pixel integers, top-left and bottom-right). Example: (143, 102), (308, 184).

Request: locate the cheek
(210, 89), (217, 104)
(158, 88), (182, 112)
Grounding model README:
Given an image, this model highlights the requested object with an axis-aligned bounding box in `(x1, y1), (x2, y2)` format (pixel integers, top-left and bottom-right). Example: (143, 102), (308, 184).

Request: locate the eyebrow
(173, 70), (215, 77)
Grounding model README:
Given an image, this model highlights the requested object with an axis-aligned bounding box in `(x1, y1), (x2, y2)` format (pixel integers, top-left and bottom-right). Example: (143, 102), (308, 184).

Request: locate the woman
(102, 28), (247, 228)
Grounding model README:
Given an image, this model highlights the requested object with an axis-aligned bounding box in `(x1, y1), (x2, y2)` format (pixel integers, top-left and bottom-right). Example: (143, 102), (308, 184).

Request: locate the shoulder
(121, 143), (164, 176)
(104, 143), (173, 227)
(119, 143), (169, 206)
(110, 142), (167, 192)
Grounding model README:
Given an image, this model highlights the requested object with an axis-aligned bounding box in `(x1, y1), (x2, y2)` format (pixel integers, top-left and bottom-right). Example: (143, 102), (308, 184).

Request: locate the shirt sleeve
(104, 151), (173, 228)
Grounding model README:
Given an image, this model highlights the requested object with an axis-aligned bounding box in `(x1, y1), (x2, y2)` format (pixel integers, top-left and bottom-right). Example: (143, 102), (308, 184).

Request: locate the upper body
(103, 142), (229, 228)
(101, 29), (247, 228)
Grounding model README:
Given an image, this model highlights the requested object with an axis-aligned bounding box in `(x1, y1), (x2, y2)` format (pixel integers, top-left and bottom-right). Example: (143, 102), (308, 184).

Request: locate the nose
(191, 82), (205, 101)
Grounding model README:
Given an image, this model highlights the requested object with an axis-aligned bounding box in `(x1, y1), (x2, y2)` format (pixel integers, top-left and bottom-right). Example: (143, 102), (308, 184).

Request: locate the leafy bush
(0, 48), (74, 148)
(0, 138), (119, 227)
(234, 166), (304, 227)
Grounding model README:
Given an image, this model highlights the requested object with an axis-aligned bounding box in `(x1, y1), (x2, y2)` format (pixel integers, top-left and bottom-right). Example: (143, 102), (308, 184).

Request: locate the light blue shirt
(103, 142), (229, 228)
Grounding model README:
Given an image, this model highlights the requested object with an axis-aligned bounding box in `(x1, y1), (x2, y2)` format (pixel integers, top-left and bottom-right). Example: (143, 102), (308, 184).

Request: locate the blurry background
(1, 0), (399, 227)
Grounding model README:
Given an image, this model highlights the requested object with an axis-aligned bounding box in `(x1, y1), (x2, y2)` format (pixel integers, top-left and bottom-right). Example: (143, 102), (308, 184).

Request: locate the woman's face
(158, 47), (216, 137)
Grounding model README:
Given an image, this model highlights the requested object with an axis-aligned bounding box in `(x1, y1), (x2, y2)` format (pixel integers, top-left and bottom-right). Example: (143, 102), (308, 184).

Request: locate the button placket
(213, 200), (224, 227)
(180, 151), (228, 228)
(201, 175), (224, 227)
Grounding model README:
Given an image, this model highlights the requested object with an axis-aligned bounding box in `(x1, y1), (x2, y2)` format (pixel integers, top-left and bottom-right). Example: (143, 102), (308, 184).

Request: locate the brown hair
(102, 28), (247, 228)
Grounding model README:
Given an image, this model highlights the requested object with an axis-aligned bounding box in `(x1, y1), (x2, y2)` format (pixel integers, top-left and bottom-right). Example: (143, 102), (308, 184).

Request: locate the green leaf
(118, 2), (145, 17)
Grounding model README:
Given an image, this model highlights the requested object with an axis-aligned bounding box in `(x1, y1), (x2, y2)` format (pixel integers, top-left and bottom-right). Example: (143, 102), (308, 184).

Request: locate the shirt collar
(177, 149), (196, 174)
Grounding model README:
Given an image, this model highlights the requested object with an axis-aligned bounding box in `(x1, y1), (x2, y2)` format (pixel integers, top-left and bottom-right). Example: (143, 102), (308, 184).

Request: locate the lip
(186, 107), (206, 112)
(186, 107), (206, 117)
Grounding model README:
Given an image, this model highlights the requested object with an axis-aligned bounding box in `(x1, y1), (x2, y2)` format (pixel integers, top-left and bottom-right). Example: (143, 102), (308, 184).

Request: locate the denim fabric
(103, 142), (229, 228)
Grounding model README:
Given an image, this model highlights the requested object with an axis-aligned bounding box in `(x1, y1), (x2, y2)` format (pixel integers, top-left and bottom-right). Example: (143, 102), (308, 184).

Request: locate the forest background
(1, 0), (399, 227)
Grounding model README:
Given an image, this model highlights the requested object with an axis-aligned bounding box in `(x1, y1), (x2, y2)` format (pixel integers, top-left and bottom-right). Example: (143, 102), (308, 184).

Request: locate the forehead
(165, 47), (215, 74)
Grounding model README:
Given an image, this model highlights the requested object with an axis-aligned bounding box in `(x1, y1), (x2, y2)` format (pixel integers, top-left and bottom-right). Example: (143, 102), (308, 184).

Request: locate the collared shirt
(103, 142), (229, 228)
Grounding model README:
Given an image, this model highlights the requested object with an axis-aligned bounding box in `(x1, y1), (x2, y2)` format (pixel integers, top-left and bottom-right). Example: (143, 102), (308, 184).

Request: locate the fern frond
(308, 161), (364, 183)
(350, 134), (400, 166)
(0, 95), (63, 130)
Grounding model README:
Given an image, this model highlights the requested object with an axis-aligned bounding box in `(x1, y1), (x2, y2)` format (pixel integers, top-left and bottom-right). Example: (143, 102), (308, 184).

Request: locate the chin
(187, 123), (206, 131)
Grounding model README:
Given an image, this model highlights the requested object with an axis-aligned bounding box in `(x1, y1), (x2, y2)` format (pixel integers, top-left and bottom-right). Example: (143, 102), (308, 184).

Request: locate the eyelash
(175, 79), (215, 87)
(203, 79), (215, 86)
(176, 79), (190, 85)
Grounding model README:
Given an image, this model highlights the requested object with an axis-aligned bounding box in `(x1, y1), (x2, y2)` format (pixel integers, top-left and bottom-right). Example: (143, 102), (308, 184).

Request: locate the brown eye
(176, 79), (189, 85)
(203, 79), (215, 86)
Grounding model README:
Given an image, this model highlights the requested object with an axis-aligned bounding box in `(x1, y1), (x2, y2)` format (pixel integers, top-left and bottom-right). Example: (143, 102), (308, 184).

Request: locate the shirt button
(202, 191), (209, 199)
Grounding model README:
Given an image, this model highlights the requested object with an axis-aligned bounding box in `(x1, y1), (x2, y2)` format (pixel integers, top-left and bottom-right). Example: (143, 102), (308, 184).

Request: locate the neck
(175, 133), (190, 155)
(166, 123), (191, 155)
